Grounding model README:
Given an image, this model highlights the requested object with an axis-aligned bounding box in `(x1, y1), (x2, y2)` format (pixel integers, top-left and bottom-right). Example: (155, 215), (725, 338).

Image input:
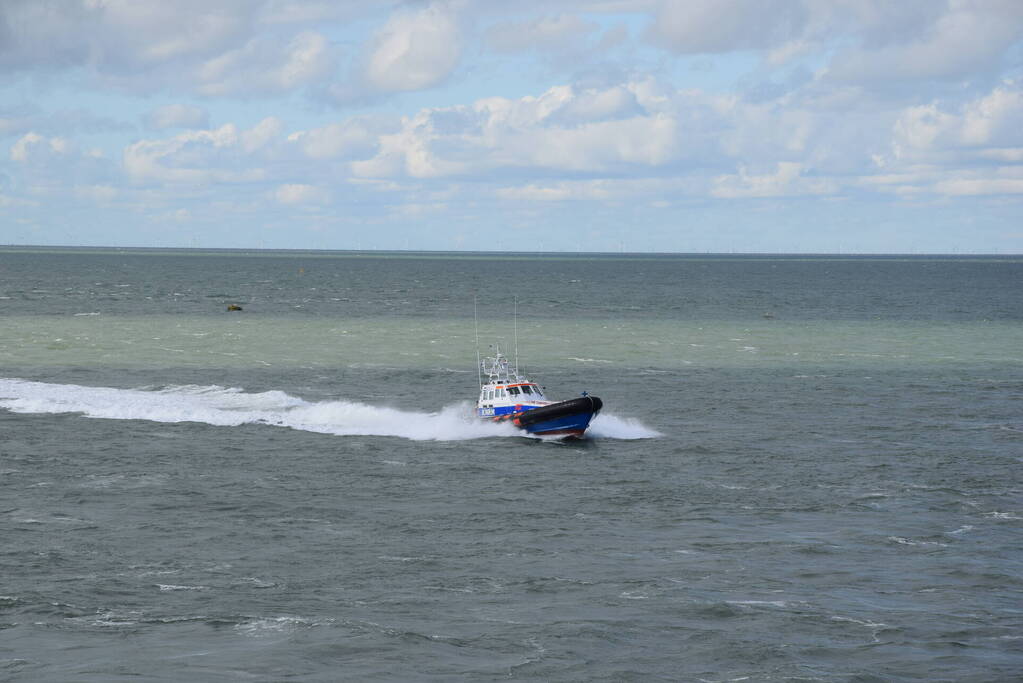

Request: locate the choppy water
(2, 248), (1021, 681)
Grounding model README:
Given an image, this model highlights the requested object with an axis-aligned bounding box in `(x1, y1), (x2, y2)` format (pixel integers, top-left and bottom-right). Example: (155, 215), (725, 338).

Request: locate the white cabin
(476, 348), (549, 418)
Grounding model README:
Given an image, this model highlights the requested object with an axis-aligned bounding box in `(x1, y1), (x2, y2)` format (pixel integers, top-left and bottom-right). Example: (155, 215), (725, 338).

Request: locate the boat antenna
(474, 295), (482, 390)
(513, 296), (519, 378)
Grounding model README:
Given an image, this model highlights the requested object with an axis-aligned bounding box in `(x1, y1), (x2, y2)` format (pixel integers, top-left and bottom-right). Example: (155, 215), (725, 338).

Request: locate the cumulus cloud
(123, 119), (282, 185)
(195, 30), (333, 96)
(891, 82), (1023, 162)
(496, 184), (577, 201)
(545, 85), (647, 125)
(863, 80), (1023, 197)
(0, 1), (97, 69)
(241, 117), (285, 153)
(486, 13), (599, 53)
(257, 1), (385, 25)
(1, 105), (131, 138)
(361, 2), (463, 93)
(14, 74), (1020, 212)
(286, 117), (387, 160)
(273, 183), (329, 204)
(934, 175), (1023, 196)
(1, 105), (42, 138)
(0, 0), (346, 99)
(0, 0), (257, 71)
(644, 0), (1023, 92)
(346, 79), (879, 183)
(102, 0), (257, 65)
(6, 130), (117, 198)
(647, 0), (808, 53)
(344, 74), (1023, 203)
(825, 0), (1023, 83)
(712, 162), (835, 198)
(145, 104), (210, 130)
(350, 83), (682, 179)
(4, 1), (1019, 111)
(495, 177), (689, 202)
(74, 184), (119, 203)
(10, 132), (71, 162)
(0, 192), (38, 208)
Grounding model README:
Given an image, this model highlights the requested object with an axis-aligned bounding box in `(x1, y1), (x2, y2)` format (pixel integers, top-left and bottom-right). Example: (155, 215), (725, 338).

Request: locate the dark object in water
(227, 304), (243, 311)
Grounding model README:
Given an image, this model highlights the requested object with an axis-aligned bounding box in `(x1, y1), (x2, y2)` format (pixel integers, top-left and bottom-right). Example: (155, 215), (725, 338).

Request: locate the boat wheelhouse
(476, 347), (548, 419)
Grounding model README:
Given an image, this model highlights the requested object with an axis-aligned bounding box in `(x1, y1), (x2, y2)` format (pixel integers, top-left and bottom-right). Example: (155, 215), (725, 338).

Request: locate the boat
(475, 346), (602, 438)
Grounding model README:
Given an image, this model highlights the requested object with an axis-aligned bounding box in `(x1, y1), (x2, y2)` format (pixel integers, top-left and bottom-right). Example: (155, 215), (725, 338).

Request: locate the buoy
(227, 304), (243, 311)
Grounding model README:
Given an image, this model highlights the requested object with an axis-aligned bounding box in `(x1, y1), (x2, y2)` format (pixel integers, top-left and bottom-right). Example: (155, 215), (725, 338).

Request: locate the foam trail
(0, 379), (657, 442)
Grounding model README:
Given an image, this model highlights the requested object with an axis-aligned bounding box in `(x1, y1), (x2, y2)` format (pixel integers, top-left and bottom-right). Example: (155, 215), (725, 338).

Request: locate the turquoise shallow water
(1, 249), (1022, 680)
(4, 314), (1022, 370)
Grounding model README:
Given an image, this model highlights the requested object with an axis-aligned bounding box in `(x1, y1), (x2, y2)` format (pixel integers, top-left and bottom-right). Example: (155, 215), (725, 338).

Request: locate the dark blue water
(2, 249), (1021, 681)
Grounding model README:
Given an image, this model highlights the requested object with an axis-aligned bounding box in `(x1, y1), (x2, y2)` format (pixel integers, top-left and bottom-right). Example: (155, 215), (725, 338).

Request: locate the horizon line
(1, 244), (1020, 258)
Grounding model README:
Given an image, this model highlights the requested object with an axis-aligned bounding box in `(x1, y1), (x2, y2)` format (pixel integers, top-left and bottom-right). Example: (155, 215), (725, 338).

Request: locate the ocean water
(1, 248), (1021, 681)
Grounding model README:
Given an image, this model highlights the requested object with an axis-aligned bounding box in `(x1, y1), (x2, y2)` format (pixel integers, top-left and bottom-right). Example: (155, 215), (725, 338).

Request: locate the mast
(513, 297), (519, 378)
(474, 295), (482, 390)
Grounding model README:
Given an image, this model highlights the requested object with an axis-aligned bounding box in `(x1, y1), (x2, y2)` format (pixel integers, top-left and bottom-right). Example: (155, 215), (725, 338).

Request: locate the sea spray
(588, 413), (662, 440)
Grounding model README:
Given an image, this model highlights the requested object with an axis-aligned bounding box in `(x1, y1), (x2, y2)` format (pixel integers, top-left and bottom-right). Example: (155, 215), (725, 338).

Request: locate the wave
(0, 378), (658, 442)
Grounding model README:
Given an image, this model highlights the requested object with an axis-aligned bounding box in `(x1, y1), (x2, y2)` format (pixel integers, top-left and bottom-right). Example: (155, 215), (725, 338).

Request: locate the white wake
(0, 379), (659, 442)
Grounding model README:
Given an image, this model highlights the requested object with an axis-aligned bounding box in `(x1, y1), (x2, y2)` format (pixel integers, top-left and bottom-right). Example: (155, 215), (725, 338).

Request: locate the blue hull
(520, 412), (596, 437)
(513, 396), (603, 438)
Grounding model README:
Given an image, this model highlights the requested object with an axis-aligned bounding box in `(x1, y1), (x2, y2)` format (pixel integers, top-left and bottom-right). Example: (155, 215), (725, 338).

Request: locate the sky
(1, 0), (1022, 253)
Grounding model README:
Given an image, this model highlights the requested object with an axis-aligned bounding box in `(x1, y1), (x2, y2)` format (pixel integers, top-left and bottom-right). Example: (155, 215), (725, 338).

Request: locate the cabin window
(520, 385), (532, 395)
(508, 386), (520, 396)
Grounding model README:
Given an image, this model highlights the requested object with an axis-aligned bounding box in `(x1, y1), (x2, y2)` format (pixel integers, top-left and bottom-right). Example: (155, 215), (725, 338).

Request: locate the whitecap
(887, 536), (948, 547)
(985, 511), (1022, 520)
(620, 591), (651, 600)
(726, 600), (790, 608)
(234, 616), (324, 636)
(830, 615), (889, 642)
(831, 616), (888, 629)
